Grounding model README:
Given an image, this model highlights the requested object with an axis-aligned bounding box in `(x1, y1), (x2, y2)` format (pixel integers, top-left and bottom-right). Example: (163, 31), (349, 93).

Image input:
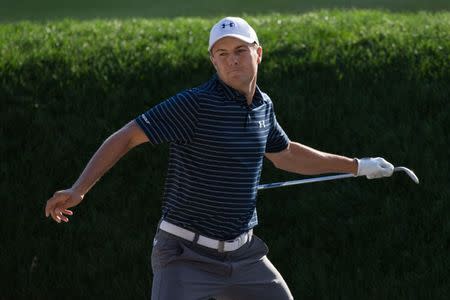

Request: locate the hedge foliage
(1, 11), (450, 102)
(1, 10), (449, 299)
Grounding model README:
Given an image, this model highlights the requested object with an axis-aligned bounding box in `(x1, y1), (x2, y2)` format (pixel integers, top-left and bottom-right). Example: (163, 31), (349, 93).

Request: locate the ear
(210, 54), (218, 70)
(256, 46), (263, 64)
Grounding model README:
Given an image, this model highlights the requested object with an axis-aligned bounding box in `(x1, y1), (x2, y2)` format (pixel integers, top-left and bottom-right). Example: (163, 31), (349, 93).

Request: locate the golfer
(45, 17), (394, 300)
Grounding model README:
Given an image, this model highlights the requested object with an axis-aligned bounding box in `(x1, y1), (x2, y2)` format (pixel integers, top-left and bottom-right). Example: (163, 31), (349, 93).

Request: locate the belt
(159, 220), (253, 252)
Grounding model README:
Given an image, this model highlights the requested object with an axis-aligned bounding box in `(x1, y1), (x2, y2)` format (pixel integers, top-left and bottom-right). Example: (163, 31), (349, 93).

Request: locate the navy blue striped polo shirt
(135, 74), (289, 240)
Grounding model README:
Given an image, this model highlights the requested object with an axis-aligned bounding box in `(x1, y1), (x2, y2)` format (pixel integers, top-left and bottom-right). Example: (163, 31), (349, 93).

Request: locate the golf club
(257, 166), (419, 190)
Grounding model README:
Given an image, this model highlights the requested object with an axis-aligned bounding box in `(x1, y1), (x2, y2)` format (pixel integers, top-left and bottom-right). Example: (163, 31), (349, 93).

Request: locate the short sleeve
(265, 105), (290, 153)
(135, 90), (200, 145)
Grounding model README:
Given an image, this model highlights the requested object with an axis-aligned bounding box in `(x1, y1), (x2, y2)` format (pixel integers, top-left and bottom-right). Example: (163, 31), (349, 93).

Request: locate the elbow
(121, 120), (148, 150)
(267, 148), (293, 171)
(271, 158), (290, 172)
(270, 159), (280, 169)
(272, 160), (283, 170)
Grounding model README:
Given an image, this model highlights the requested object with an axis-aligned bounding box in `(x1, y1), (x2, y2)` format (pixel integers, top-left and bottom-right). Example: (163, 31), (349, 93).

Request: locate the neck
(242, 79), (257, 105)
(221, 75), (257, 105)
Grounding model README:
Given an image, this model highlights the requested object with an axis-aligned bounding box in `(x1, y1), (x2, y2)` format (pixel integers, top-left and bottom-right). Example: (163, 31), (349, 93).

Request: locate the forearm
(274, 142), (358, 175)
(71, 123), (141, 195)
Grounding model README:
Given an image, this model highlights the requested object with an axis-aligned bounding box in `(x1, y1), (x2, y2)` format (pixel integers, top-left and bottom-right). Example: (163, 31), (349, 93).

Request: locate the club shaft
(257, 166), (418, 190)
(257, 173), (354, 190)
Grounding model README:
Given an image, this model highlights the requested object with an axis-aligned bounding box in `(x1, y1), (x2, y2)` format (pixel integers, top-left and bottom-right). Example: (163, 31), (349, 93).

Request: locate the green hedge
(1, 11), (449, 299)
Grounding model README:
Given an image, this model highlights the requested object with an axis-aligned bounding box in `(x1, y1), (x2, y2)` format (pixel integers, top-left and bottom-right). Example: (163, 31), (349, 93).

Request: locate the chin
(229, 73), (248, 82)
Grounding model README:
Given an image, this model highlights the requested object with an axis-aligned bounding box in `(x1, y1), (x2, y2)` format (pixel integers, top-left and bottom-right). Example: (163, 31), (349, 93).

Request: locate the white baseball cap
(208, 17), (259, 52)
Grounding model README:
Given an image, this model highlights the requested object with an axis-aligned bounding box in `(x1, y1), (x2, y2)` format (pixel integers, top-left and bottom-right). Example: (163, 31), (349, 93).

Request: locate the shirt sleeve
(265, 104), (290, 153)
(135, 90), (200, 145)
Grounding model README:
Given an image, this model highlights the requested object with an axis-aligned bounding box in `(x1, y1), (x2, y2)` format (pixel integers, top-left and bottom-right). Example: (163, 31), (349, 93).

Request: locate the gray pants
(151, 230), (293, 300)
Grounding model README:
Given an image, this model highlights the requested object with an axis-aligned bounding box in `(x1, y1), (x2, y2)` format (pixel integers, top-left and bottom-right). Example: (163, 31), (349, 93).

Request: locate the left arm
(265, 141), (358, 175)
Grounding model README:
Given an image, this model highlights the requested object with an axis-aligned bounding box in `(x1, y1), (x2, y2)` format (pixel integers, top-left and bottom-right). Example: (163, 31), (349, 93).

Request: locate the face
(210, 37), (262, 92)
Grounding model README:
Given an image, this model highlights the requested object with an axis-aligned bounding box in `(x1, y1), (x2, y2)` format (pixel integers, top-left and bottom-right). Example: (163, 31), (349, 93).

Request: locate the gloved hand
(356, 157), (394, 179)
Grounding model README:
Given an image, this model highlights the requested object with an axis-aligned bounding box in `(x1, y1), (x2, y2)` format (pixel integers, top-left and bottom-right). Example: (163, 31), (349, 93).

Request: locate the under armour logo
(258, 120), (266, 128)
(142, 114), (150, 125)
(221, 22), (235, 29)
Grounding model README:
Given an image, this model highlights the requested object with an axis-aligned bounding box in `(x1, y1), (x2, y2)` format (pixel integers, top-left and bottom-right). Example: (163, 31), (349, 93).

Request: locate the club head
(394, 166), (419, 184)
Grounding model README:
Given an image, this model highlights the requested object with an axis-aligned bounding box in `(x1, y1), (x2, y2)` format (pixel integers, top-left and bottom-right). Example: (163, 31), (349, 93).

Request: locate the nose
(228, 53), (239, 65)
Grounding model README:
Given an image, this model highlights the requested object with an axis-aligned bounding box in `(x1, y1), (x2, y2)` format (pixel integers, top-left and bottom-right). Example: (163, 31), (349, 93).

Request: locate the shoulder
(254, 84), (273, 105)
(260, 91), (273, 105)
(188, 76), (223, 103)
(168, 76), (221, 112)
(256, 87), (274, 111)
(164, 89), (199, 109)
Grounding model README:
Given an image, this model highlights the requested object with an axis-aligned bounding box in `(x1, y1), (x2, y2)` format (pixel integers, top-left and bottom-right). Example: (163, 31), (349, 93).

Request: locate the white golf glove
(356, 157), (394, 179)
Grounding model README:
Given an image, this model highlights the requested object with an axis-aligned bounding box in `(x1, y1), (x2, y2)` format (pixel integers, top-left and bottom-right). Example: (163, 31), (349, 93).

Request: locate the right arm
(45, 120), (149, 223)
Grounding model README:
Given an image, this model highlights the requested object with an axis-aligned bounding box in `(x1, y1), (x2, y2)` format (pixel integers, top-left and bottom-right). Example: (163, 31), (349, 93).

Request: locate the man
(45, 17), (394, 299)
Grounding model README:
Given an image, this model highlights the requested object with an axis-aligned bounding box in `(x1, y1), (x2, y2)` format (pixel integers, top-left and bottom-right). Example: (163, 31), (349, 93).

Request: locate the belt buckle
(219, 237), (236, 253)
(218, 241), (225, 253)
(218, 231), (251, 253)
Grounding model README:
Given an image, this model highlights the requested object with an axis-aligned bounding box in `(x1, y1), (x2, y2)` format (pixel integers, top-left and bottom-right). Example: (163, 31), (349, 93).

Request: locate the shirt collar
(214, 73), (264, 107)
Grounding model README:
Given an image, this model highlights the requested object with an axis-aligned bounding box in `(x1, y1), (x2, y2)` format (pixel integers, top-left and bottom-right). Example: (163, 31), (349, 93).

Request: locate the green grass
(1, 10), (449, 299)
(1, 0), (449, 22)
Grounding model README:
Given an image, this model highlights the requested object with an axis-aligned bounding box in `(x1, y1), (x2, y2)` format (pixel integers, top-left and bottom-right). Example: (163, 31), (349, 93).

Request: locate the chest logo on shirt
(258, 120), (266, 128)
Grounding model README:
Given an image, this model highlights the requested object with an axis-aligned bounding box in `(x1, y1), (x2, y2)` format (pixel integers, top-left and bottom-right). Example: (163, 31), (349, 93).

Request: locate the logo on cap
(221, 21), (235, 29)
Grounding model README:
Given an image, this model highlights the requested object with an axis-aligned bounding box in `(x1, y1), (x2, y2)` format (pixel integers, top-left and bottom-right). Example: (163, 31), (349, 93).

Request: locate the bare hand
(45, 189), (84, 223)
